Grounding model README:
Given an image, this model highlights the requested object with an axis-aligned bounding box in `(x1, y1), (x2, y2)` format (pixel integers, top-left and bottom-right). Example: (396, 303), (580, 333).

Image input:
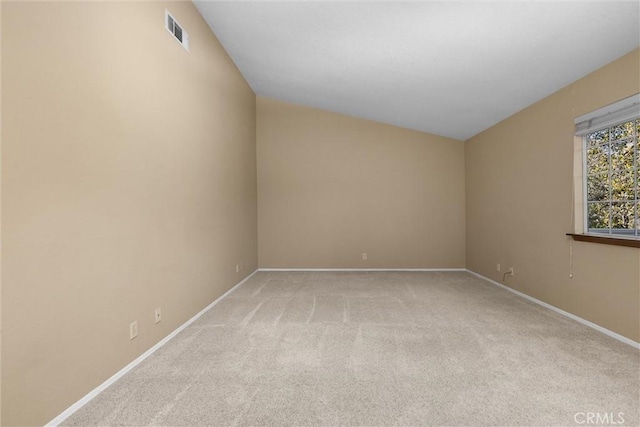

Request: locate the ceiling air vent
(165, 10), (189, 51)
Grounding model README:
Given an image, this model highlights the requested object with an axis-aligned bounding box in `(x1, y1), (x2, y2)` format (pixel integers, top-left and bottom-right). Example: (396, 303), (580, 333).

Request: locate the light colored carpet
(64, 271), (639, 426)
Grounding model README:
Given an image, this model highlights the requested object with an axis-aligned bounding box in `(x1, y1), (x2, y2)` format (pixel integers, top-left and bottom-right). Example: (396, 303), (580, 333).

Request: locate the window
(576, 94), (639, 239)
(584, 120), (639, 236)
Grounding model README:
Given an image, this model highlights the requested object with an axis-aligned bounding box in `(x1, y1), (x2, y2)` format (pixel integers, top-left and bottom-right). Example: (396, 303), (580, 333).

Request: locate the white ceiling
(194, 1), (640, 140)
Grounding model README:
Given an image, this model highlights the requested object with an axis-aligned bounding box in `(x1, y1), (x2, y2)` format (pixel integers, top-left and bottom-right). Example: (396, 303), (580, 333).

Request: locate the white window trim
(573, 135), (586, 234)
(573, 94), (639, 239)
(575, 94), (639, 136)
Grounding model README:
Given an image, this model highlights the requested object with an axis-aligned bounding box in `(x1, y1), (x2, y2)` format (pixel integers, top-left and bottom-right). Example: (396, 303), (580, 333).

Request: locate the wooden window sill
(566, 233), (640, 248)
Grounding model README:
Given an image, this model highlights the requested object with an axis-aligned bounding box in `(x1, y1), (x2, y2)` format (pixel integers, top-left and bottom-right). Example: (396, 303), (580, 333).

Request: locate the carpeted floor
(64, 271), (639, 426)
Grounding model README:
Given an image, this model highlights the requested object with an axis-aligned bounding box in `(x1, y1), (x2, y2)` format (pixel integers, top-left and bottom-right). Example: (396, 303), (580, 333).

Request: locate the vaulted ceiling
(195, 1), (640, 140)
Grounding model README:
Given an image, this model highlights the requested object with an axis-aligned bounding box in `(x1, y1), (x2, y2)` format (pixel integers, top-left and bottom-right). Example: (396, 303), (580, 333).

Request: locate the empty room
(2, 1), (639, 426)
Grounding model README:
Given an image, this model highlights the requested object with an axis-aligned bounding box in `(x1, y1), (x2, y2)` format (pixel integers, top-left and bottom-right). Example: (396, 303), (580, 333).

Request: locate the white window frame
(574, 94), (640, 239)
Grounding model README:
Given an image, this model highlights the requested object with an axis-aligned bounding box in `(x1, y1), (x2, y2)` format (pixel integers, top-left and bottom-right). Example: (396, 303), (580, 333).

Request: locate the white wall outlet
(129, 321), (138, 340)
(362, 252), (367, 261)
(508, 267), (515, 276)
(155, 307), (161, 324)
(496, 263), (501, 272)
(235, 264), (240, 273)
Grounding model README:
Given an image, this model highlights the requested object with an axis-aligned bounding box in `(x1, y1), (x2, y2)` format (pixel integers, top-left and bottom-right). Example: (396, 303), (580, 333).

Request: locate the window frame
(581, 118), (639, 238)
(570, 93), (640, 246)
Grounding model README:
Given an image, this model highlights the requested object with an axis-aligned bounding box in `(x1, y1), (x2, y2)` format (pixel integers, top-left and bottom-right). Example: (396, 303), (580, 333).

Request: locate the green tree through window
(585, 119), (639, 236)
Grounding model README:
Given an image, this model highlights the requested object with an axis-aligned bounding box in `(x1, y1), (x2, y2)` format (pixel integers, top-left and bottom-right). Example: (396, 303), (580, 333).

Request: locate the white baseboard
(46, 269), (259, 427)
(258, 268), (466, 272)
(466, 269), (640, 350)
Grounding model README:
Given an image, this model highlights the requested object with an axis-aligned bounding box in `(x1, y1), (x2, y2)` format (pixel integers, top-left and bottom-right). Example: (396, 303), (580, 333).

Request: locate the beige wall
(466, 49), (640, 342)
(257, 97), (466, 269)
(2, 1), (638, 423)
(1, 2), (257, 426)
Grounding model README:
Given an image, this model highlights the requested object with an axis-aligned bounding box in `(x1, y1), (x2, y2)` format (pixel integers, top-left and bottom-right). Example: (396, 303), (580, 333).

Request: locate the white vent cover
(165, 10), (189, 51)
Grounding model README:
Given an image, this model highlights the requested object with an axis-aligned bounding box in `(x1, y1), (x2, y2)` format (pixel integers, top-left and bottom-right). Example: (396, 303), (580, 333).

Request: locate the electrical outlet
(155, 307), (161, 324)
(496, 263), (501, 272)
(129, 321), (138, 340)
(362, 252), (367, 261)
(508, 267), (515, 276)
(235, 264), (240, 273)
